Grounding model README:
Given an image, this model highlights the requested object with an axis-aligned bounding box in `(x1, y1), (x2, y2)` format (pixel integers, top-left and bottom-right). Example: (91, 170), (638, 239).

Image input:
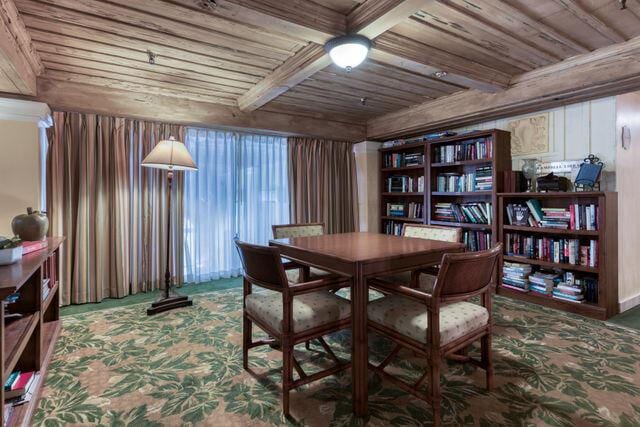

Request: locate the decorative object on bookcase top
(503, 171), (527, 193)
(574, 155), (604, 191)
(11, 207), (48, 241)
(0, 236), (22, 266)
(536, 172), (570, 192)
(521, 158), (538, 192)
(508, 114), (549, 156)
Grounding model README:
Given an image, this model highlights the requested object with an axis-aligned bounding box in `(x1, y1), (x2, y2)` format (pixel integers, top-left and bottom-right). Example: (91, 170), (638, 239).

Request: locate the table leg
(351, 263), (368, 417)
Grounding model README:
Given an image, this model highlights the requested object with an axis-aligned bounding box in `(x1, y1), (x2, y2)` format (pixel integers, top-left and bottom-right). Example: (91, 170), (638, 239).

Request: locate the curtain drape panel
(287, 137), (358, 234)
(47, 111), (185, 305)
(183, 128), (289, 283)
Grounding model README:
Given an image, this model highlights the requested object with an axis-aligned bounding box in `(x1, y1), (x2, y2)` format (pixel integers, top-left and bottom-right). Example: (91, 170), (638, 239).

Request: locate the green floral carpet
(36, 290), (640, 426)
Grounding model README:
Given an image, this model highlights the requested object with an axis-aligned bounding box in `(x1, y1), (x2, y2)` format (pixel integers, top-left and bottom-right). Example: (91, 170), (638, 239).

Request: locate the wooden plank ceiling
(3, 0), (640, 140)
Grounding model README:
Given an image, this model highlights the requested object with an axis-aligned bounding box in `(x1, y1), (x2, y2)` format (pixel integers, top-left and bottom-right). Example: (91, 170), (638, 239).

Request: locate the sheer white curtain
(183, 127), (289, 283)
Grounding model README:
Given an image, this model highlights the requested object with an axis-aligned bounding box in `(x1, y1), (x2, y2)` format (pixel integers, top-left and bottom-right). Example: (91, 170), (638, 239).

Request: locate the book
(21, 240), (48, 255)
(4, 371), (19, 391)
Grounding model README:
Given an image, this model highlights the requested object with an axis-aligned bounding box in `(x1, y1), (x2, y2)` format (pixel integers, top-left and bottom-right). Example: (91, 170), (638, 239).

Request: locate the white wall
(0, 99), (51, 237)
(453, 97), (617, 187)
(353, 141), (382, 232)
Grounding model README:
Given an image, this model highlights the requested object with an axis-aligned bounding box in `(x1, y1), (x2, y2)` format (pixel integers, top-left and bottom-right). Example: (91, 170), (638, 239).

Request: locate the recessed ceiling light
(325, 34), (371, 72)
(433, 71), (448, 79)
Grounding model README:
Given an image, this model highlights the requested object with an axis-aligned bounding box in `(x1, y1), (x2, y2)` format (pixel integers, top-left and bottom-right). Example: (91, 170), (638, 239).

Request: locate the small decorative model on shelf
(574, 155), (604, 191)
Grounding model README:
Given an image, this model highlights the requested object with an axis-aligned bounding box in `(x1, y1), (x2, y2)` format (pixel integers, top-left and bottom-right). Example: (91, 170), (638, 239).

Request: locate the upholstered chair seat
(246, 290), (350, 334)
(368, 295), (489, 345)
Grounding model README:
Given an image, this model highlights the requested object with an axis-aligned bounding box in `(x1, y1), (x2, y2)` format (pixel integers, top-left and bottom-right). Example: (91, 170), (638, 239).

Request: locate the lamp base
(147, 294), (193, 315)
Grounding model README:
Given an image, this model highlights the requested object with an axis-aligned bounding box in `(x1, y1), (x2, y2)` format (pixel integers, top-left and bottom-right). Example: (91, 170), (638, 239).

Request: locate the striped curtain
(287, 137), (359, 234)
(47, 111), (184, 305)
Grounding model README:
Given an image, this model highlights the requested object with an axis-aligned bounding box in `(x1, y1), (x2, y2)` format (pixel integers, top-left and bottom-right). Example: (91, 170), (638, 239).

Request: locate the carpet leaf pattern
(34, 290), (640, 426)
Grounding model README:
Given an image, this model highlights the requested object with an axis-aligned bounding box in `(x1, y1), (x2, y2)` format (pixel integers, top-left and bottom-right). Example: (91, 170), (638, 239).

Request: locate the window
(183, 128), (289, 283)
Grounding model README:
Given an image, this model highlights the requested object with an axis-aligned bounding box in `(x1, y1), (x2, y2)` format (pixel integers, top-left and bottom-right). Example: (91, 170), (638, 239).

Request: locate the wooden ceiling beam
(35, 78), (366, 141)
(0, 0), (42, 94)
(371, 33), (510, 92)
(238, 0), (507, 112)
(553, 0), (626, 43)
(348, 0), (432, 39)
(367, 35), (640, 139)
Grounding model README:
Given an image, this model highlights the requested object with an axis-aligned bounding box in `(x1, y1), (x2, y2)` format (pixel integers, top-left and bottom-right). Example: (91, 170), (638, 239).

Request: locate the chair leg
(243, 314), (251, 369)
(430, 354), (442, 427)
(282, 338), (293, 417)
(481, 334), (494, 391)
(305, 340), (312, 350)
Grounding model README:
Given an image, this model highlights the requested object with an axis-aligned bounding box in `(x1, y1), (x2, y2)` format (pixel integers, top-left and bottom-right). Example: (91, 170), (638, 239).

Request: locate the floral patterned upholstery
(273, 224), (324, 238)
(375, 271), (436, 293)
(368, 295), (489, 345)
(285, 267), (333, 283)
(245, 290), (350, 334)
(403, 225), (460, 242)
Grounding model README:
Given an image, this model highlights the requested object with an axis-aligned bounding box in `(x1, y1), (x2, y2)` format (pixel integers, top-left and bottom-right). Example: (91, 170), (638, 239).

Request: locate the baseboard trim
(619, 292), (640, 312)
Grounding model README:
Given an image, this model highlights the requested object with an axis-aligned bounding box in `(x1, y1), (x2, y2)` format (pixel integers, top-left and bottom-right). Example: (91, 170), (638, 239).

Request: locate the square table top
(269, 232), (464, 264)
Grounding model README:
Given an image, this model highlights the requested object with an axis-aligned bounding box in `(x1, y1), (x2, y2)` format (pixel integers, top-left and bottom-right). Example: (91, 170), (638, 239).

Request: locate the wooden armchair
(374, 224), (463, 293)
(234, 239), (351, 417)
(272, 222), (332, 283)
(367, 245), (501, 427)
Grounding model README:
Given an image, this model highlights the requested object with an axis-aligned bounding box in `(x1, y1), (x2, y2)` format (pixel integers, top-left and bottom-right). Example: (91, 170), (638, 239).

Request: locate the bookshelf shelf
(381, 165), (424, 172)
(381, 216), (424, 222)
(3, 314), (39, 379)
(503, 225), (599, 236)
(498, 286), (605, 318)
(430, 220), (491, 230)
(381, 192), (424, 196)
(497, 192), (617, 320)
(42, 280), (59, 313)
(432, 191), (493, 196)
(431, 159), (492, 168)
(503, 255), (599, 274)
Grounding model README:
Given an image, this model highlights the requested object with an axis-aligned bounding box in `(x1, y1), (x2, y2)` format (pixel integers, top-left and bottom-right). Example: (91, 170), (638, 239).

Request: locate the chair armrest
(368, 278), (433, 304)
(288, 276), (351, 295)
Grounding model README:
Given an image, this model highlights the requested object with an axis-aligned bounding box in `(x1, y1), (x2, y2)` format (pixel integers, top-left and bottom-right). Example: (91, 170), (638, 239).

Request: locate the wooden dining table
(269, 232), (464, 417)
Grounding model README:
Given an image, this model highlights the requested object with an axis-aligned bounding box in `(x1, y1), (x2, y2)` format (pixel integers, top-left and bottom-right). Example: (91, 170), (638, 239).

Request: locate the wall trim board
(0, 97), (49, 122)
(619, 291), (640, 312)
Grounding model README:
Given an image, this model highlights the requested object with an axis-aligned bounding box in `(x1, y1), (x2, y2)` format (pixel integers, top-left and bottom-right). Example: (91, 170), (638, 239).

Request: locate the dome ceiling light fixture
(324, 34), (372, 72)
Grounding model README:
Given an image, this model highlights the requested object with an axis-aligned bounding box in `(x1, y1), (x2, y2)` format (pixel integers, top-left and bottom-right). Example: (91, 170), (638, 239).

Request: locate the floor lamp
(142, 136), (198, 315)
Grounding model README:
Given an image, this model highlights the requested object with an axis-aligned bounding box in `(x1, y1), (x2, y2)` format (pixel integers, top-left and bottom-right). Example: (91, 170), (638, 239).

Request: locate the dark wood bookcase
(0, 237), (64, 426)
(379, 129), (512, 252)
(497, 193), (618, 319)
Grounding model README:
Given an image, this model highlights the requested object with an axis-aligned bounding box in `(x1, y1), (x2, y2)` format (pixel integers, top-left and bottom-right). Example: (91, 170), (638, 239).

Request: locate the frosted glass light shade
(142, 136), (198, 171)
(325, 35), (371, 71)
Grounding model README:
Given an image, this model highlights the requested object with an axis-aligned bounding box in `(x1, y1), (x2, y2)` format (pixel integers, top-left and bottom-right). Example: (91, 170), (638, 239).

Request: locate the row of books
(3, 370), (40, 408)
(505, 233), (598, 268)
(506, 199), (598, 230)
(383, 152), (424, 168)
(502, 262), (598, 303)
(435, 167), (493, 192)
(386, 175), (425, 193)
(433, 202), (492, 224)
(464, 230), (492, 251)
(382, 220), (405, 236)
(386, 203), (423, 219)
(432, 137), (493, 164)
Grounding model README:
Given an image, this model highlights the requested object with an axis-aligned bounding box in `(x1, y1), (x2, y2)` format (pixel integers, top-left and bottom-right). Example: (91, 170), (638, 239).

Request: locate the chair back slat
(433, 244), (502, 299)
(402, 224), (462, 243)
(272, 223), (325, 239)
(234, 239), (287, 290)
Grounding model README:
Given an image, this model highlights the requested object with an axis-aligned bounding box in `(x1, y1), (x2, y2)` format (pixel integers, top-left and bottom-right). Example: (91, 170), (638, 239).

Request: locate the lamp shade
(141, 136), (197, 171)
